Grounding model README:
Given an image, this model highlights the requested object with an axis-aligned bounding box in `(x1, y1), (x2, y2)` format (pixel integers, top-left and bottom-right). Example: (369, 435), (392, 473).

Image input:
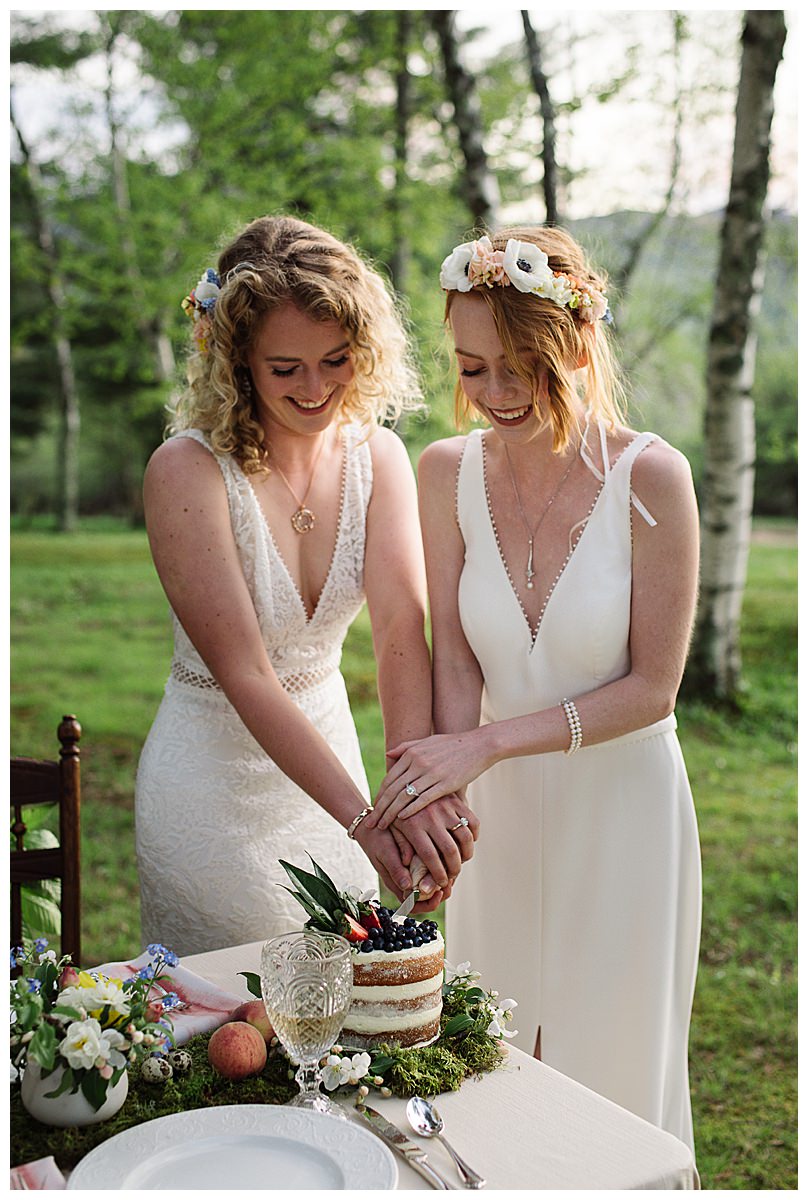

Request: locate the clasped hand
(354, 790), (479, 913)
(366, 728), (492, 831)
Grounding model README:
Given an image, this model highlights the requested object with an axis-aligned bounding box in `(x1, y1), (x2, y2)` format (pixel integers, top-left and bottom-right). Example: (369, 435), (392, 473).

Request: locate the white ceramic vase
(20, 1061), (129, 1127)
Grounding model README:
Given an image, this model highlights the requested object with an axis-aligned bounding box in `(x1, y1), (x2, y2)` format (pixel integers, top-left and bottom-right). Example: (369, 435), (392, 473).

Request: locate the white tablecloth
(184, 941), (699, 1191)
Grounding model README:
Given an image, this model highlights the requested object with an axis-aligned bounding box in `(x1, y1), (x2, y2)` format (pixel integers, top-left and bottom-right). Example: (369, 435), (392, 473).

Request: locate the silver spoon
(406, 1095), (487, 1188)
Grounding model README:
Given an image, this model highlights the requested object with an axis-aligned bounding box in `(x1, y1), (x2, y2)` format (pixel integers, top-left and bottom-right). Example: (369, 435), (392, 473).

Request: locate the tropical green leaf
(369, 1053), (397, 1074)
(29, 1021), (57, 1071)
(278, 862), (342, 920)
(50, 1004), (84, 1021)
(443, 1013), (476, 1037)
(20, 889), (62, 939)
(278, 885), (332, 928)
(238, 970), (262, 998)
(307, 856), (338, 889)
(80, 1066), (109, 1111)
(43, 1064), (75, 1099)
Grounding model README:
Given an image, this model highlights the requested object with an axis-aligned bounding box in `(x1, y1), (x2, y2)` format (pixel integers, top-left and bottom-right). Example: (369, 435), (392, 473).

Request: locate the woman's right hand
(353, 820), (418, 901)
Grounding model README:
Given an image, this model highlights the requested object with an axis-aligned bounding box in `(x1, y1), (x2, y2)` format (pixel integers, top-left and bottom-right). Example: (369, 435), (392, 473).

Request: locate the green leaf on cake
(279, 886), (332, 929)
(279, 857), (359, 936)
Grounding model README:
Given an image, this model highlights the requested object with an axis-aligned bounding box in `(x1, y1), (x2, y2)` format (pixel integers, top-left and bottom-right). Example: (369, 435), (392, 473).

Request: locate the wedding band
(405, 783), (419, 798)
(450, 817), (470, 831)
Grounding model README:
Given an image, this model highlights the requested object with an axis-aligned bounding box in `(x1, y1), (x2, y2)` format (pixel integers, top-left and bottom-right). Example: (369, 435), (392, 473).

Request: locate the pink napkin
(92, 951), (243, 1045)
(10, 1156), (66, 1190)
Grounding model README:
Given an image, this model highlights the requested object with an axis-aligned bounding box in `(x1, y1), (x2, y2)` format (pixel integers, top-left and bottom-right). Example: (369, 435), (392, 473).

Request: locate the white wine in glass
(261, 930), (352, 1116)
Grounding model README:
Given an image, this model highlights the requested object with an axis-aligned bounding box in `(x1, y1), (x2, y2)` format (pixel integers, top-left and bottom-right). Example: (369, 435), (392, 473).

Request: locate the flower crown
(181, 268), (221, 354)
(439, 236), (610, 324)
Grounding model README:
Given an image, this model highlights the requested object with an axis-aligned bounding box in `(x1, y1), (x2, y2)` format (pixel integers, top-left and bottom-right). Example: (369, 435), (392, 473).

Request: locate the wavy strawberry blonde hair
(170, 215), (422, 473)
(446, 225), (626, 452)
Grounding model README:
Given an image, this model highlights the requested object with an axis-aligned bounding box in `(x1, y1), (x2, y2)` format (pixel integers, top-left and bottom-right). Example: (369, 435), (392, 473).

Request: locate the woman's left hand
(367, 729), (495, 830)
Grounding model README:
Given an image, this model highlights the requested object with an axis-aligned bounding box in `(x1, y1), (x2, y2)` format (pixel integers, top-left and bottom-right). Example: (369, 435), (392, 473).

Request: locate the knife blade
(356, 1103), (453, 1189)
(392, 888), (419, 918)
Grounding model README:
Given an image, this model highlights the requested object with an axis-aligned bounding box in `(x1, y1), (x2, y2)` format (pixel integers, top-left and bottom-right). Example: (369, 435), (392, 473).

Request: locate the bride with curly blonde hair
(171, 215), (422, 468)
(136, 215), (478, 956)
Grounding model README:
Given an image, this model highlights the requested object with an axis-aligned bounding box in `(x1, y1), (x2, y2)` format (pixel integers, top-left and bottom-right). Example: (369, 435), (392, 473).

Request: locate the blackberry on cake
(279, 857), (444, 1049)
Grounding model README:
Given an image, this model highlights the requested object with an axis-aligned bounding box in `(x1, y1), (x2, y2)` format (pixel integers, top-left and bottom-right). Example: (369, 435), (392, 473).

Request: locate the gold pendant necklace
(503, 443), (578, 589)
(271, 434), (327, 534)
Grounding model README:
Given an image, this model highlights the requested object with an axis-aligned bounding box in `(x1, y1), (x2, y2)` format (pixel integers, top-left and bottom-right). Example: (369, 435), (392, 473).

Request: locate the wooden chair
(11, 715), (82, 964)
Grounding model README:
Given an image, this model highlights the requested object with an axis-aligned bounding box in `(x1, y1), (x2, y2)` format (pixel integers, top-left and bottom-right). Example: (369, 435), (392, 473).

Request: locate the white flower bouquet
(10, 939), (175, 1112)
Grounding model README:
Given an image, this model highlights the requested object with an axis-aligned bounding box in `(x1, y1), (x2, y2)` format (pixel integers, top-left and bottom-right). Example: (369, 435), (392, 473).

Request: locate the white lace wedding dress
(135, 425), (377, 956)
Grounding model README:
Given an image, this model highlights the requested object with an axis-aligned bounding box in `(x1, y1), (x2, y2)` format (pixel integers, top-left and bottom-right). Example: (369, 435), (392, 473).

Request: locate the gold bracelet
(346, 807), (373, 840)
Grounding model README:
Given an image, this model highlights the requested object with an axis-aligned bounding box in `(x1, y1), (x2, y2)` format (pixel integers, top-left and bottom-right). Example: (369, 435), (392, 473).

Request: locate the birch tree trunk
(389, 10), (413, 293)
(687, 10), (786, 701)
(431, 11), (500, 231)
(520, 10), (560, 226)
(11, 102), (80, 532)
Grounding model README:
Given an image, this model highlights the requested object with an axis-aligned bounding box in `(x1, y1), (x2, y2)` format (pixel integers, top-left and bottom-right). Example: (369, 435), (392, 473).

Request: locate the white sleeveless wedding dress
(135, 425), (377, 957)
(446, 425), (701, 1151)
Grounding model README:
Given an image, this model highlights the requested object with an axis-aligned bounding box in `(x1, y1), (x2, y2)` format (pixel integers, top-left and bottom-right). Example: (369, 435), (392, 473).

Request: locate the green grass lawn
(10, 521), (796, 1188)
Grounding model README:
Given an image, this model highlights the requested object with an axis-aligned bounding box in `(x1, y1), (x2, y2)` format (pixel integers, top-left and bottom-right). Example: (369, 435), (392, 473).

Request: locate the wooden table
(185, 941), (700, 1191)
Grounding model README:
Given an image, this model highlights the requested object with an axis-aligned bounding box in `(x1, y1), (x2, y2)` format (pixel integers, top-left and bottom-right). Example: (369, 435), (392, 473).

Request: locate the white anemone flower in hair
(502, 239), (554, 294)
(439, 242), (476, 292)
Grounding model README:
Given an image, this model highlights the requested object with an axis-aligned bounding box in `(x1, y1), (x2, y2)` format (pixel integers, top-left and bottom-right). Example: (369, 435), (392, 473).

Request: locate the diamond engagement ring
(405, 783), (419, 798)
(450, 817), (470, 831)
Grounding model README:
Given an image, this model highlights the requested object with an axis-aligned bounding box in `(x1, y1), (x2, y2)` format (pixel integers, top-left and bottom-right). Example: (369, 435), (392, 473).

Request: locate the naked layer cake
(280, 858), (444, 1049)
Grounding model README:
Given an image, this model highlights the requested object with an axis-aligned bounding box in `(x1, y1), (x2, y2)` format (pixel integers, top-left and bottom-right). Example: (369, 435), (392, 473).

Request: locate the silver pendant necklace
(503, 443), (578, 589)
(271, 433), (327, 534)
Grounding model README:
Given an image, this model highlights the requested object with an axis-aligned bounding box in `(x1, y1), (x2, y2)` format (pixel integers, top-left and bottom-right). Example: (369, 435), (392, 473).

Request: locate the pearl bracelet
(346, 807), (373, 840)
(561, 698), (583, 755)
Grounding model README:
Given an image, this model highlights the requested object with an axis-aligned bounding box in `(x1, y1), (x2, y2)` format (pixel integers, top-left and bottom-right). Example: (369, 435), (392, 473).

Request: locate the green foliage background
(10, 10), (797, 522)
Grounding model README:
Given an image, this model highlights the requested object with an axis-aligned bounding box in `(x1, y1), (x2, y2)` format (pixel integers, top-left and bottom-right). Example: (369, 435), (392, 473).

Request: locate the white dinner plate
(67, 1105), (398, 1190)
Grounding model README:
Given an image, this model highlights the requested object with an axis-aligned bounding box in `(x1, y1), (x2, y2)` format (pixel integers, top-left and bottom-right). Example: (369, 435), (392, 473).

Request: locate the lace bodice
(168, 426), (372, 694)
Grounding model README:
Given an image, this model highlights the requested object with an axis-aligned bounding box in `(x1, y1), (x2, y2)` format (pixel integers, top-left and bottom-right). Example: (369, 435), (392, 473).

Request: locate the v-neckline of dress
(479, 426), (641, 652)
(238, 433), (349, 625)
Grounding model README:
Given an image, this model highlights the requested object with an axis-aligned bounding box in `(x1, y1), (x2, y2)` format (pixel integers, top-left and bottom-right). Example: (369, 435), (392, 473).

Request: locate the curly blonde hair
(446, 225), (626, 452)
(170, 215), (422, 473)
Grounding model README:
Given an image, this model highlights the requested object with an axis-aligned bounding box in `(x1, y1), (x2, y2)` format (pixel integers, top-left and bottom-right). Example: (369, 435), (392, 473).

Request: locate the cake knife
(356, 1103), (454, 1189)
(393, 855), (431, 917)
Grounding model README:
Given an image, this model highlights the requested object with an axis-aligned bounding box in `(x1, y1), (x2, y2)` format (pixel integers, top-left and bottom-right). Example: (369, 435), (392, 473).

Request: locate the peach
(207, 1021), (267, 1080)
(231, 999), (275, 1045)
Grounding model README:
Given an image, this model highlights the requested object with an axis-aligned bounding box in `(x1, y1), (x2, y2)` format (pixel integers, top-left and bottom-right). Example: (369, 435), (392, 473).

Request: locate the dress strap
(617, 431), (658, 527)
(579, 411), (609, 483)
(580, 418), (657, 528)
